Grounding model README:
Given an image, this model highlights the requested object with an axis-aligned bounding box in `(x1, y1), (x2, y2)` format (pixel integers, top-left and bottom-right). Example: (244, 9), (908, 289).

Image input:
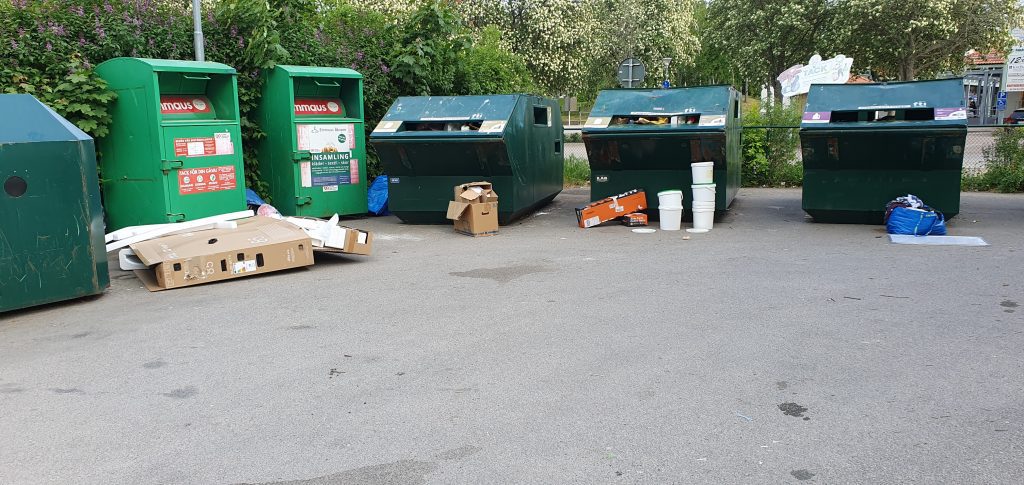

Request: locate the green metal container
(582, 86), (742, 214)
(369, 95), (564, 225)
(800, 79), (968, 224)
(95, 58), (246, 230)
(256, 65), (367, 217)
(1, 95), (108, 313)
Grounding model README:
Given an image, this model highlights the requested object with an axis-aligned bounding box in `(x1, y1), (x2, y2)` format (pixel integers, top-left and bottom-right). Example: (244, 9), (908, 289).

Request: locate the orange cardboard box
(576, 189), (647, 228)
(621, 212), (648, 227)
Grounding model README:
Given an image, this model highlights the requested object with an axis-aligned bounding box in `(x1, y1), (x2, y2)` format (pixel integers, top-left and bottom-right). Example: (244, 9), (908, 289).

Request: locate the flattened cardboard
(576, 189), (647, 228)
(454, 182), (498, 203)
(130, 216), (314, 291)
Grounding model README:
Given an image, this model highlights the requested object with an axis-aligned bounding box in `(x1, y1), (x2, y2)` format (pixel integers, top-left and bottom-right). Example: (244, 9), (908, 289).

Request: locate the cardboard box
(447, 182), (499, 237)
(576, 189), (648, 228)
(129, 216), (314, 291)
(284, 215), (373, 256)
(621, 212), (648, 227)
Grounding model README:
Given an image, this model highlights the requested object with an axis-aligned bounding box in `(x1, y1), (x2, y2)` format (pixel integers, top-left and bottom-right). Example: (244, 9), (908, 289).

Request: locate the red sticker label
(161, 96), (212, 114)
(178, 166), (237, 195)
(294, 99), (345, 116)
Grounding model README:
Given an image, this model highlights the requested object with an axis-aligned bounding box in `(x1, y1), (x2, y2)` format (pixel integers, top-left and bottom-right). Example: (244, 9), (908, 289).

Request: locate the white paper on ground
(105, 210), (254, 252)
(889, 234), (989, 246)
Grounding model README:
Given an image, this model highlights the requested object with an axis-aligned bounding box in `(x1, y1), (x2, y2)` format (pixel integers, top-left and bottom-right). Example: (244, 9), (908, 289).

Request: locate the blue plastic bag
(245, 188), (266, 207)
(367, 174), (389, 216)
(886, 207), (947, 236)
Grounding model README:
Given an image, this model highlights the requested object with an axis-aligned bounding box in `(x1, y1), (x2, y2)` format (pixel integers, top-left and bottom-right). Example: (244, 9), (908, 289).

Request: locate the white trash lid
(686, 228), (710, 233)
(632, 228), (657, 234)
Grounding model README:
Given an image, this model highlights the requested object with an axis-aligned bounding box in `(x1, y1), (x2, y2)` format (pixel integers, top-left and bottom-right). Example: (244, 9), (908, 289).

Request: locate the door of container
(293, 120), (361, 216)
(162, 125), (241, 222)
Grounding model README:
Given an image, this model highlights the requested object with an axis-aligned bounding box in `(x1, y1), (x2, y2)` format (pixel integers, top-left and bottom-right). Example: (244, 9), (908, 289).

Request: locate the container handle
(314, 80), (341, 88)
(182, 74), (211, 81)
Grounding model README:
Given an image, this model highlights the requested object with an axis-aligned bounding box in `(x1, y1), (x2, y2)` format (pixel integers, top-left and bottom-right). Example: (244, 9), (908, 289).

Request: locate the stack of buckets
(689, 162), (716, 232)
(657, 189), (684, 230)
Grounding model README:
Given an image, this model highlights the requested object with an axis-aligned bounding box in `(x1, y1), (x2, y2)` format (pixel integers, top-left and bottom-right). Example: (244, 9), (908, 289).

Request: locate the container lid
(686, 228), (710, 233)
(657, 190), (683, 196)
(690, 161), (714, 166)
(632, 228), (657, 234)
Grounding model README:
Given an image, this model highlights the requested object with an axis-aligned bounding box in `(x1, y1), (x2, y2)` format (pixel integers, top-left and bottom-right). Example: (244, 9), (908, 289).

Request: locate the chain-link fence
(563, 126), (1007, 177)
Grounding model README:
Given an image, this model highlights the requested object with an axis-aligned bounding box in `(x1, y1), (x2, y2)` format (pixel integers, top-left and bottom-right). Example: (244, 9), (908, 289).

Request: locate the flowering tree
(835, 0), (1024, 80)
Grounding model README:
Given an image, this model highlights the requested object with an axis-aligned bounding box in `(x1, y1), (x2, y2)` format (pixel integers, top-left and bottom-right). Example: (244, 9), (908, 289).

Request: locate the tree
(704, 0), (833, 100)
(583, 0), (700, 97)
(835, 0), (1024, 80)
(458, 0), (600, 95)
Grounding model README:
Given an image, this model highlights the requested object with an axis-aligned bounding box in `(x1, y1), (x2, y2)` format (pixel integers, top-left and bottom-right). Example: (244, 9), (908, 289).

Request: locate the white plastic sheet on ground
(889, 234), (990, 246)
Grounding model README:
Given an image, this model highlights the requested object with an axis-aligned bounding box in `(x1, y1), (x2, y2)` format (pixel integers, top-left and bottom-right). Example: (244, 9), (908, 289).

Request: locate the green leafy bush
(963, 128), (1024, 192)
(456, 27), (534, 95)
(741, 102), (802, 187)
(563, 155), (591, 187)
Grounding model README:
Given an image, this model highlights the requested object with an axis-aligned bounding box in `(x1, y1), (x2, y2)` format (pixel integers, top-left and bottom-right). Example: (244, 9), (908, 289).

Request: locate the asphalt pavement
(2, 188), (1023, 484)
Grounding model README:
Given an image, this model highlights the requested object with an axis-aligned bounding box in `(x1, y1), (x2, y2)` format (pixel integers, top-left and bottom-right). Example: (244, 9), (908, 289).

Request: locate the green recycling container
(256, 65), (367, 217)
(95, 58), (246, 230)
(1, 95), (108, 313)
(800, 79), (968, 224)
(582, 86), (742, 214)
(369, 95), (564, 224)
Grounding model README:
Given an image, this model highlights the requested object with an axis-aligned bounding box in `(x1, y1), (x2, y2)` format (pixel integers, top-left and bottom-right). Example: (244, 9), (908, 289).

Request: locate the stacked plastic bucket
(657, 190), (684, 230)
(689, 162), (715, 232)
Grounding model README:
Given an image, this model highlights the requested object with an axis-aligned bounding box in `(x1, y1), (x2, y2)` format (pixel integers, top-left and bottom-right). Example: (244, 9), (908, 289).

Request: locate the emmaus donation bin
(1, 95), (108, 313)
(582, 86), (742, 214)
(95, 57), (246, 230)
(369, 95), (564, 224)
(256, 65), (366, 217)
(800, 79), (968, 223)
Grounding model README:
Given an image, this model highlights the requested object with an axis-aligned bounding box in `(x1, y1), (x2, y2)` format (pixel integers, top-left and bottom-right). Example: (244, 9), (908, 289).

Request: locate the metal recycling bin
(800, 78), (968, 224)
(369, 95), (564, 225)
(256, 65), (367, 217)
(582, 86), (742, 214)
(1, 95), (108, 313)
(95, 58), (246, 230)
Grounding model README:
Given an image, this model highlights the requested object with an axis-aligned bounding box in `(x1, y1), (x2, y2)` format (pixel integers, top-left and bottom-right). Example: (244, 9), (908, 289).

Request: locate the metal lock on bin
(256, 65), (367, 217)
(95, 58), (246, 230)
(582, 86), (742, 216)
(800, 78), (968, 223)
(369, 95), (564, 225)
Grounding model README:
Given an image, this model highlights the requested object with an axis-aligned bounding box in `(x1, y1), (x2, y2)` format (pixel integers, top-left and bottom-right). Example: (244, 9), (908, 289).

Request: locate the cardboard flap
(454, 181), (498, 203)
(447, 201), (470, 220)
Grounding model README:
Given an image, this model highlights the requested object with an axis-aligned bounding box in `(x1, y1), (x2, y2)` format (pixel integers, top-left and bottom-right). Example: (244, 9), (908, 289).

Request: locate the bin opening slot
(610, 115), (697, 126)
(403, 121), (484, 132)
(533, 106), (551, 126)
(830, 108), (935, 123)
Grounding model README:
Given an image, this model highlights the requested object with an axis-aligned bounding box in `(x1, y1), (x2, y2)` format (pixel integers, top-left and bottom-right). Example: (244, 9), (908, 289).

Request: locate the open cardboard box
(129, 216), (314, 291)
(447, 182), (499, 237)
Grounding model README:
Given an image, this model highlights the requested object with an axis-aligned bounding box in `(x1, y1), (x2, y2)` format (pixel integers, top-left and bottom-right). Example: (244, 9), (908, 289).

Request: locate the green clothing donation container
(95, 58), (246, 230)
(1, 95), (108, 313)
(800, 79), (968, 224)
(370, 95), (563, 224)
(582, 86), (742, 214)
(256, 65), (367, 217)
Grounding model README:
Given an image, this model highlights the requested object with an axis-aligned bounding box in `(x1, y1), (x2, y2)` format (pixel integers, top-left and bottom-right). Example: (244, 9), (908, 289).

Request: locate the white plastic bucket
(692, 204), (715, 231)
(659, 206), (683, 231)
(691, 200), (716, 210)
(657, 190), (683, 208)
(691, 162), (714, 184)
(691, 183), (716, 203)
